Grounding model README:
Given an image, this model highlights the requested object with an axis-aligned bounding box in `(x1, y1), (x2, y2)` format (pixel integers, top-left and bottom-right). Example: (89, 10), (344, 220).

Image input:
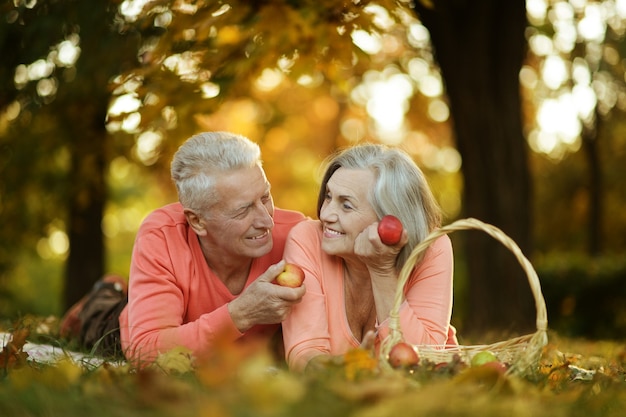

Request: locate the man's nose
(254, 203), (274, 228)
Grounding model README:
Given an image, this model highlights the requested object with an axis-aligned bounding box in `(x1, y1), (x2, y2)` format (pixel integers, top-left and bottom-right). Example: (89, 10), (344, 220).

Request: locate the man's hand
(228, 260), (306, 332)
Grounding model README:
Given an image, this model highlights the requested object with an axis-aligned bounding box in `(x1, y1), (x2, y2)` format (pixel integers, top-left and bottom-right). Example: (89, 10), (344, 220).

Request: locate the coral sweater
(119, 202), (305, 363)
(282, 220), (456, 370)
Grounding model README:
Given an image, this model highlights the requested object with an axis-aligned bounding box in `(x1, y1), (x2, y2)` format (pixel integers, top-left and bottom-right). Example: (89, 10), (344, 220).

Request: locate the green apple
(470, 350), (498, 367)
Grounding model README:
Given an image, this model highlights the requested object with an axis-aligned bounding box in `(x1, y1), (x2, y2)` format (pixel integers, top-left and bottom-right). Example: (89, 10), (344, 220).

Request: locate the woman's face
(319, 167), (378, 258)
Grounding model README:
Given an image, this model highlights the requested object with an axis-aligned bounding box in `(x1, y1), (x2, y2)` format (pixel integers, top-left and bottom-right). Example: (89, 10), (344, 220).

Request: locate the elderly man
(61, 131), (306, 364)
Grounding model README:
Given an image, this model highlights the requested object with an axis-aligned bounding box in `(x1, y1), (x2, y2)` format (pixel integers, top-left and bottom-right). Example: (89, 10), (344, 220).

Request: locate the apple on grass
(378, 215), (403, 245)
(388, 342), (420, 368)
(275, 263), (305, 288)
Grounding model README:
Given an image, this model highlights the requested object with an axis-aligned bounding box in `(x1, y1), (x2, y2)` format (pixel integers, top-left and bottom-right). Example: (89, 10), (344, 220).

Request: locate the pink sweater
(282, 220), (456, 370)
(119, 202), (305, 363)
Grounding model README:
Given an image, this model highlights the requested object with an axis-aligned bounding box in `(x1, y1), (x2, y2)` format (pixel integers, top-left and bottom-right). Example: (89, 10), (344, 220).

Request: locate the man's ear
(184, 208), (208, 236)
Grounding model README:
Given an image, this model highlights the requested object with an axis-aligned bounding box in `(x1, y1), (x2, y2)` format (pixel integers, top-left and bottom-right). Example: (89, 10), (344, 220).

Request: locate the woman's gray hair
(317, 143), (442, 269)
(171, 131), (262, 212)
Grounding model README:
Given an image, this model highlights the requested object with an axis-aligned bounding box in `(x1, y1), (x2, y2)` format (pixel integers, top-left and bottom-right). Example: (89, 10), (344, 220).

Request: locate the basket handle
(380, 217), (548, 359)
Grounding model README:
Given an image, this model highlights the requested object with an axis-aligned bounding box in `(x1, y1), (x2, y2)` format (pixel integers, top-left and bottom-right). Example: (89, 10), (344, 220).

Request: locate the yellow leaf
(153, 346), (195, 374)
(343, 348), (378, 381)
(9, 359), (83, 391)
(216, 26), (242, 46)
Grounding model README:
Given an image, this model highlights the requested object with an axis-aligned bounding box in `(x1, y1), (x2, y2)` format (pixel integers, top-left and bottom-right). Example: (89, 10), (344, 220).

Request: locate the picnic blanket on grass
(0, 331), (121, 368)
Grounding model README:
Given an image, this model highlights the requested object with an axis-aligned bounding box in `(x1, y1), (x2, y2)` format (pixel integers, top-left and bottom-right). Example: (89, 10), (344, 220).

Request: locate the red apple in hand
(388, 342), (420, 368)
(275, 263), (305, 288)
(378, 215), (403, 245)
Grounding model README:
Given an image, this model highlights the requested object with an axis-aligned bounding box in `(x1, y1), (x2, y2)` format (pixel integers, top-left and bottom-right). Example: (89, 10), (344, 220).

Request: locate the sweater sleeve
(281, 221), (333, 371)
(376, 235), (455, 346)
(123, 228), (242, 364)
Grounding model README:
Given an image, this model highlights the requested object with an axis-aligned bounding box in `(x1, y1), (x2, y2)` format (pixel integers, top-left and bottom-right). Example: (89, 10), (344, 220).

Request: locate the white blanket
(0, 332), (120, 368)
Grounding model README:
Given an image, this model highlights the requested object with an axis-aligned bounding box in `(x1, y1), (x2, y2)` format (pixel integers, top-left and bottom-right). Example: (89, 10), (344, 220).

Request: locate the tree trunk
(63, 107), (108, 309)
(60, 2), (137, 310)
(581, 110), (602, 256)
(412, 0), (535, 336)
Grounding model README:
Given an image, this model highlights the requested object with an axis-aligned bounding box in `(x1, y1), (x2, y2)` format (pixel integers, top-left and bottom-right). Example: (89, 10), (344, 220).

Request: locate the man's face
(195, 165), (275, 261)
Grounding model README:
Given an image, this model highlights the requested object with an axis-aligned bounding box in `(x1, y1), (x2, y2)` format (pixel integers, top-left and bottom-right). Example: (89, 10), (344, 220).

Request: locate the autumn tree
(105, 0), (533, 335)
(0, 0), (140, 309)
(409, 1), (536, 334)
(5, 0), (622, 336)
(524, 1), (626, 256)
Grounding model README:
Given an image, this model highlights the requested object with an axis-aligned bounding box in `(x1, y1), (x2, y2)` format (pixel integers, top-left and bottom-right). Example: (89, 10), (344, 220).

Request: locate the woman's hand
(359, 329), (377, 351)
(353, 222), (408, 273)
(353, 222), (408, 324)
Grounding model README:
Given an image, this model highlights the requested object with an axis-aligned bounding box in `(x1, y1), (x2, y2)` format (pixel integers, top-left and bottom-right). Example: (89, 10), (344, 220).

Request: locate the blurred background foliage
(1, 0), (625, 340)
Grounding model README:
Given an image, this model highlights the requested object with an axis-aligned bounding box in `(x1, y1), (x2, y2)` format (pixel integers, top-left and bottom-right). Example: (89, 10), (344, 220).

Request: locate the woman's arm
(376, 235), (454, 345)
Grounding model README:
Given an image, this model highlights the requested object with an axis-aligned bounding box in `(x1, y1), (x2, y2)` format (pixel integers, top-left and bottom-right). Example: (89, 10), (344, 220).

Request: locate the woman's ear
(184, 208), (208, 236)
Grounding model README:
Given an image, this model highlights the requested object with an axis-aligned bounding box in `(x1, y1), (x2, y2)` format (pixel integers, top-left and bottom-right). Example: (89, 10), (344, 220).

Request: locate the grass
(1, 316), (625, 417)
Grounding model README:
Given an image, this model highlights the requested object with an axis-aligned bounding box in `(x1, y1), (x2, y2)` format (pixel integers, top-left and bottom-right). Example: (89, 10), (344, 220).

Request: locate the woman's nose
(319, 202), (337, 222)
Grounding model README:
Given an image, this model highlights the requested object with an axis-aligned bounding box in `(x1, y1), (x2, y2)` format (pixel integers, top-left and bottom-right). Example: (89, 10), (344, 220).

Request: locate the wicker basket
(379, 218), (548, 376)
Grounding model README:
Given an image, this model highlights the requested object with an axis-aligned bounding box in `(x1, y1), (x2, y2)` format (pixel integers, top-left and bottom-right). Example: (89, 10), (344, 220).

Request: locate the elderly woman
(282, 143), (457, 371)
